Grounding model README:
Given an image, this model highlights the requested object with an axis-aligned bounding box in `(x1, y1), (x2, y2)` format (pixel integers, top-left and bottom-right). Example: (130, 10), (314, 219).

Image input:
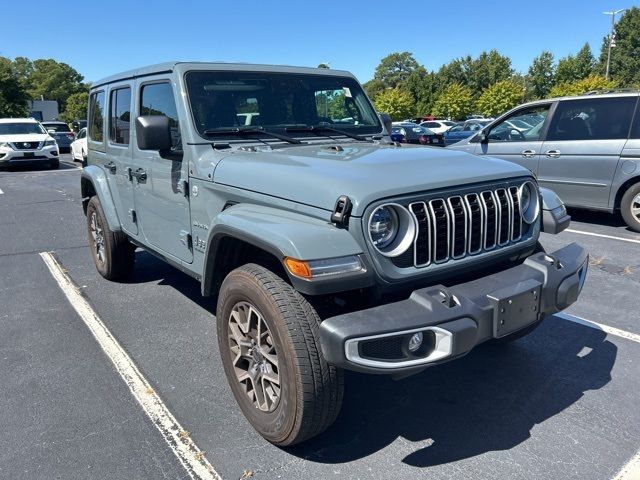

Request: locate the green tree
(432, 83), (474, 120)
(475, 80), (524, 118)
(373, 87), (415, 120)
(598, 7), (640, 86)
(60, 92), (89, 122)
(556, 43), (595, 84)
(23, 59), (87, 111)
(548, 75), (617, 97)
(468, 50), (514, 93)
(527, 51), (556, 99)
(0, 57), (29, 117)
(405, 67), (436, 116)
(372, 52), (420, 89)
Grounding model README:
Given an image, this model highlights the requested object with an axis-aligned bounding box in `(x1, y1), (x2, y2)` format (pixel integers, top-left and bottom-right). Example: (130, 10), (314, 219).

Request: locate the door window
(547, 96), (637, 141)
(630, 100), (640, 139)
(140, 83), (181, 150)
(109, 87), (131, 145)
(488, 105), (550, 142)
(88, 91), (105, 142)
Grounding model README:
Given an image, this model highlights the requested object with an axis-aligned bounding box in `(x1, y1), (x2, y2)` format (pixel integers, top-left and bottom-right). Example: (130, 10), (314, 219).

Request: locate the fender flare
(80, 165), (121, 232)
(201, 203), (367, 296)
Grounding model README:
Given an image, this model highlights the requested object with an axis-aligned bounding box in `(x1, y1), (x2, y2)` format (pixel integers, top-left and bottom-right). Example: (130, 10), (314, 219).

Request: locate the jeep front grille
(408, 185), (524, 268)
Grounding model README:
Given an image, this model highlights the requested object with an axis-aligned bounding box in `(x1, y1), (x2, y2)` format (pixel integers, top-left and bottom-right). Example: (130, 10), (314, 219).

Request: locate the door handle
(545, 150), (561, 158)
(521, 149), (536, 158)
(127, 167), (147, 182)
(104, 161), (117, 174)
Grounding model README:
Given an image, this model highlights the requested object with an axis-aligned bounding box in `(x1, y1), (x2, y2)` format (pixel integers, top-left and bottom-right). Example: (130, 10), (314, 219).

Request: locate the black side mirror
(136, 115), (171, 151)
(379, 113), (392, 134)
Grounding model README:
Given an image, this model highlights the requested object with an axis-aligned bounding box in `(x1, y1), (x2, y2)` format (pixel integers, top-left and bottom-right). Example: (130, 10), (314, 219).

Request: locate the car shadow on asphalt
(289, 317), (616, 468)
(127, 251), (616, 469)
(567, 207), (627, 229)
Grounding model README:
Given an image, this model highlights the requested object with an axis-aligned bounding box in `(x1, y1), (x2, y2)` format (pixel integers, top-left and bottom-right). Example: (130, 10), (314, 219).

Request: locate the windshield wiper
(202, 126), (302, 144)
(285, 124), (371, 142)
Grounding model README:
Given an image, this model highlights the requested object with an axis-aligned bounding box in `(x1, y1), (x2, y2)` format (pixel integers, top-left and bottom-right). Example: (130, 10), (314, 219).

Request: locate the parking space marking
(614, 449), (640, 480)
(556, 312), (640, 344)
(0, 187), (4, 194)
(566, 228), (640, 246)
(39, 251), (220, 480)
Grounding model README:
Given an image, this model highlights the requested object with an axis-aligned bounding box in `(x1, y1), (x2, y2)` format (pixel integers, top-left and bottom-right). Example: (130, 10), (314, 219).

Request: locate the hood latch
(331, 195), (352, 227)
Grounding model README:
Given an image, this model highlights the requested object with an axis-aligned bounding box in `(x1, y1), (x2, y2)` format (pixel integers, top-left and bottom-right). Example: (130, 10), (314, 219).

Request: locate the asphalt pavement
(0, 155), (638, 479)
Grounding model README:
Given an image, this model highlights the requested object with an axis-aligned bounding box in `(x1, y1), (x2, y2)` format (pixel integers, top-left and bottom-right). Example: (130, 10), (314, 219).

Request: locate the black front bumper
(319, 243), (588, 374)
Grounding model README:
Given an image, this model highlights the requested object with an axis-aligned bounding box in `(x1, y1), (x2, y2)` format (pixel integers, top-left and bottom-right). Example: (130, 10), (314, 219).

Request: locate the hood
(0, 133), (50, 143)
(213, 143), (530, 216)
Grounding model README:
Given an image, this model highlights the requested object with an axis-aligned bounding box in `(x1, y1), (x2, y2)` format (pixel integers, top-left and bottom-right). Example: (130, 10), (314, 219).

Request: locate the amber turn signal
(284, 258), (312, 278)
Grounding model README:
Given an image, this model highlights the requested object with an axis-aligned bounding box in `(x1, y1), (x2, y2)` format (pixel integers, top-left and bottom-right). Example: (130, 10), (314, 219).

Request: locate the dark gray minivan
(448, 91), (640, 231)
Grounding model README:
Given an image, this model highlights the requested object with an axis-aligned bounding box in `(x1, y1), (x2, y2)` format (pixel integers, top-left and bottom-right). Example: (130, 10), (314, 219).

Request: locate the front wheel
(216, 264), (344, 446)
(620, 183), (640, 232)
(86, 196), (135, 280)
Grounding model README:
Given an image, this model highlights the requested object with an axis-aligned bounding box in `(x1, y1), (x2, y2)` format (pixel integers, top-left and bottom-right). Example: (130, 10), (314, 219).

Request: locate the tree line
(368, 7), (640, 120)
(0, 57), (88, 121)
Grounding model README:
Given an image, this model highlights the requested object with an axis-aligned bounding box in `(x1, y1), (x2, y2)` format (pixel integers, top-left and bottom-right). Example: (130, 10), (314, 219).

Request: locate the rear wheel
(620, 183), (640, 232)
(217, 264), (343, 446)
(86, 196), (135, 280)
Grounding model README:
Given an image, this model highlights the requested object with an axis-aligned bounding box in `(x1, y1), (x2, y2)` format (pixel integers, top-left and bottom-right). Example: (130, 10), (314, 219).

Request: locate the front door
(538, 96), (637, 209)
(132, 80), (193, 263)
(475, 104), (553, 176)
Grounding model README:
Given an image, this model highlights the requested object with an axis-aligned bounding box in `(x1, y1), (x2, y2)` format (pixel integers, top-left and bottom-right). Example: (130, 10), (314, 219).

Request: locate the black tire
(216, 264), (343, 446)
(86, 196), (135, 280)
(620, 183), (640, 232)
(50, 159), (59, 169)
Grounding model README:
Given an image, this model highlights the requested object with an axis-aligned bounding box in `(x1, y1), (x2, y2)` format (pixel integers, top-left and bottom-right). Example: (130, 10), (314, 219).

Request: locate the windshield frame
(0, 122), (47, 136)
(183, 70), (383, 143)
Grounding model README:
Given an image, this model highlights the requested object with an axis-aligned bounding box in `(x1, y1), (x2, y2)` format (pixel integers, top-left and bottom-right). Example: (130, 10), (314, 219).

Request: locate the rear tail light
(66, 133), (75, 140)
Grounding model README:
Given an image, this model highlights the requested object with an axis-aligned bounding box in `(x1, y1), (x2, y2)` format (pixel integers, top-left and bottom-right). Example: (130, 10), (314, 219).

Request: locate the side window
(88, 91), (105, 142)
(109, 87), (131, 145)
(630, 99), (640, 139)
(547, 97), (636, 141)
(488, 105), (550, 142)
(140, 82), (181, 150)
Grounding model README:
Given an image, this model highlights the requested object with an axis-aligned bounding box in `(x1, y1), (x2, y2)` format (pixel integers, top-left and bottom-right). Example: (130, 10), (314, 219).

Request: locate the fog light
(408, 332), (423, 352)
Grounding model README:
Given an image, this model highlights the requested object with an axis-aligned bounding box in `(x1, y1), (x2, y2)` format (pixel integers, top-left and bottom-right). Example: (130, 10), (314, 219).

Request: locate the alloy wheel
(228, 301), (280, 412)
(90, 212), (105, 264)
(632, 193), (640, 221)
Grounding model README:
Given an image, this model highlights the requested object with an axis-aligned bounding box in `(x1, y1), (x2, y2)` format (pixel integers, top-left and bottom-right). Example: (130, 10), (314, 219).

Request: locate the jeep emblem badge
(192, 185), (198, 197)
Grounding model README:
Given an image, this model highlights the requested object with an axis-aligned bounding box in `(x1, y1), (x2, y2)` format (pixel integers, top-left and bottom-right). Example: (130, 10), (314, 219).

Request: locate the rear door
(474, 103), (553, 176)
(538, 96), (637, 209)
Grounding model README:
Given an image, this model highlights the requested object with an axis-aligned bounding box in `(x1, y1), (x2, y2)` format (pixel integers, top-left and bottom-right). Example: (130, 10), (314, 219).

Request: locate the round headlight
(369, 206), (398, 248)
(368, 204), (416, 257)
(519, 181), (540, 224)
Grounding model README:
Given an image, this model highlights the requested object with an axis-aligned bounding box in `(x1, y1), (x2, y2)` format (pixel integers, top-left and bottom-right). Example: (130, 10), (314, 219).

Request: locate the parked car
(70, 127), (87, 163)
(419, 120), (456, 134)
(443, 119), (492, 146)
(81, 61), (587, 446)
(0, 118), (60, 169)
(41, 121), (75, 152)
(448, 91), (640, 231)
(391, 122), (444, 146)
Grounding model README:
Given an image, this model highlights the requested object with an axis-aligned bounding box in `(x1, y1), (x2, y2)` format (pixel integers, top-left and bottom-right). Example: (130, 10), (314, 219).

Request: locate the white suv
(0, 118), (60, 169)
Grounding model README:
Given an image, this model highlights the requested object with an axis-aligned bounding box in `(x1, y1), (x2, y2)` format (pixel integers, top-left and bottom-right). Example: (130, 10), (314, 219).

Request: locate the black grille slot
(410, 202), (430, 266)
(429, 199), (449, 262)
(496, 189), (510, 245)
(360, 336), (405, 360)
(448, 196), (467, 258)
(509, 186), (522, 240)
(465, 193), (483, 254)
(481, 191), (497, 249)
(13, 141), (40, 150)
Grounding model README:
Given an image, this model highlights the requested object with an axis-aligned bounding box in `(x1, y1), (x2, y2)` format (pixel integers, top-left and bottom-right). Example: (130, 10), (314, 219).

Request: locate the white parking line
(39, 252), (220, 480)
(566, 228), (640, 246)
(0, 187), (4, 194)
(555, 312), (640, 344)
(613, 449), (640, 480)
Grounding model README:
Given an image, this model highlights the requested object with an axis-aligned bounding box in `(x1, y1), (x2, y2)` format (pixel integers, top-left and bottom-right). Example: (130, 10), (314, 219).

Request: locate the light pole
(603, 8), (626, 80)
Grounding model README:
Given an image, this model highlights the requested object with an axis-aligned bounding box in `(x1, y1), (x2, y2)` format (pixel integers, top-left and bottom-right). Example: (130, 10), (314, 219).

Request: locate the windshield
(0, 122), (46, 135)
(42, 123), (71, 132)
(185, 71), (382, 140)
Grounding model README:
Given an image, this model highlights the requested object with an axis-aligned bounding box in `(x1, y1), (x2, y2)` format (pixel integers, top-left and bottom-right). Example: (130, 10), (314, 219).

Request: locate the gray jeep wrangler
(81, 62), (588, 446)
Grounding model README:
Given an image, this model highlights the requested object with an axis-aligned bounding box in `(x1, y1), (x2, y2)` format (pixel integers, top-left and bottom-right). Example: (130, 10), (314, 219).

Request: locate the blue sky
(1, 0), (637, 84)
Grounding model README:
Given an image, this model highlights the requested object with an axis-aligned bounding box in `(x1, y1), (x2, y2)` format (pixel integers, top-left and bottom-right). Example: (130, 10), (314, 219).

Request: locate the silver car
(448, 91), (640, 231)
